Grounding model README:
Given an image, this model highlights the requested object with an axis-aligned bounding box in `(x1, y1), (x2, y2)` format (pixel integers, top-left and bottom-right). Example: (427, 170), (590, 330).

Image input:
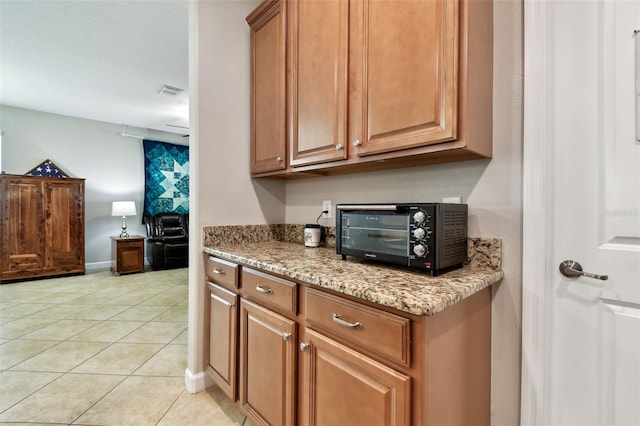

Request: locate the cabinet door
(248, 0), (287, 174)
(46, 179), (85, 272)
(299, 328), (411, 426)
(351, 0), (459, 157)
(205, 282), (239, 400)
(1, 177), (46, 276)
(288, 0), (349, 167)
(239, 298), (296, 426)
(116, 240), (144, 274)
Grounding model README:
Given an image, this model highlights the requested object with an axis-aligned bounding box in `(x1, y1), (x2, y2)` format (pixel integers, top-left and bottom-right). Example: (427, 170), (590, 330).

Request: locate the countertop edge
(203, 245), (504, 316)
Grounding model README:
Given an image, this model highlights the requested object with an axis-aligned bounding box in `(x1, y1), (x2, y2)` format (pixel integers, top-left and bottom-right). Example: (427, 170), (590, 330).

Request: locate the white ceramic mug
(304, 224), (321, 247)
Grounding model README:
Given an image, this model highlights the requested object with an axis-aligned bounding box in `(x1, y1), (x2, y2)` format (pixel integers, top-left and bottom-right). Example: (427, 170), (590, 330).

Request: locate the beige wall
(186, 0), (282, 392)
(191, 0), (523, 424)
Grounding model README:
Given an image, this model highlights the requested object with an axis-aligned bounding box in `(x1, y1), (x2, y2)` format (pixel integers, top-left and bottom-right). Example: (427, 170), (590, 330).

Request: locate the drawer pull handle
(332, 313), (363, 330)
(212, 268), (225, 275)
(255, 284), (273, 294)
(210, 294), (234, 308)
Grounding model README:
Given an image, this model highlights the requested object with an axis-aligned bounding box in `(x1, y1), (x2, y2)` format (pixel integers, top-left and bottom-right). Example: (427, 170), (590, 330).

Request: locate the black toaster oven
(335, 203), (468, 276)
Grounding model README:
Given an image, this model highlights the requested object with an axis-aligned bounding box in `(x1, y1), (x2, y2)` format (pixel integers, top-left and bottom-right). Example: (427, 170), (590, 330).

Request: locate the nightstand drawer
(305, 287), (410, 366)
(206, 257), (239, 289)
(118, 240), (143, 249)
(241, 267), (296, 315)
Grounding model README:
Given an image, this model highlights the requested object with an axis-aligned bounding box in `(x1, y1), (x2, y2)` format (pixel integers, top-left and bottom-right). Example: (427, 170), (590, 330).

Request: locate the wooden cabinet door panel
(299, 328), (411, 426)
(46, 180), (85, 269)
(205, 282), (238, 401)
(119, 242), (144, 273)
(352, 0), (459, 157)
(289, 0), (348, 167)
(248, 0), (287, 173)
(1, 178), (45, 274)
(240, 298), (296, 426)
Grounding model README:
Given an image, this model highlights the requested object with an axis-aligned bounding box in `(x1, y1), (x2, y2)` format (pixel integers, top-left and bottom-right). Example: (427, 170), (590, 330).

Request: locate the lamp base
(120, 216), (129, 238)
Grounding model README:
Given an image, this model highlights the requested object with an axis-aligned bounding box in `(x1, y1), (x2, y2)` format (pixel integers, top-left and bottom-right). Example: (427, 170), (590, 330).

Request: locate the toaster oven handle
(337, 204), (399, 211)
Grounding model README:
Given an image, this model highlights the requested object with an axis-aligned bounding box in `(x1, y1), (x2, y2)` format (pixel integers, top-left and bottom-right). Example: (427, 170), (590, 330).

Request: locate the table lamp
(111, 201), (137, 238)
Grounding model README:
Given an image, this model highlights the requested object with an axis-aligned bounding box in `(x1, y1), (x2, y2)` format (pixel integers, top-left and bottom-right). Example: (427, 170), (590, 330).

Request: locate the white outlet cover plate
(442, 196), (462, 204)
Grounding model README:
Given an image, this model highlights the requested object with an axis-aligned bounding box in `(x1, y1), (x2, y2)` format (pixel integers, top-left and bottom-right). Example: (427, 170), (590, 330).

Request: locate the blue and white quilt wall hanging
(143, 140), (189, 216)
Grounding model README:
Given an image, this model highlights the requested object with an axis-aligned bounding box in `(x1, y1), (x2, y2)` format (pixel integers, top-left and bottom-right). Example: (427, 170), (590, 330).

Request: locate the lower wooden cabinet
(239, 298), (297, 426)
(203, 254), (491, 426)
(299, 328), (411, 426)
(205, 282), (238, 400)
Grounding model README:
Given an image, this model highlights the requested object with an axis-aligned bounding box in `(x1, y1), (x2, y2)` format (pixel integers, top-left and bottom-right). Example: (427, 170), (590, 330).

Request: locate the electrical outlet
(322, 200), (332, 218)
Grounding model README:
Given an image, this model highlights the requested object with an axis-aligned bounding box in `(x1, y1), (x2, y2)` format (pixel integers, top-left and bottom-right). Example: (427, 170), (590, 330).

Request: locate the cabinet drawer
(118, 240), (143, 249)
(241, 268), (296, 315)
(304, 288), (410, 366)
(206, 257), (239, 289)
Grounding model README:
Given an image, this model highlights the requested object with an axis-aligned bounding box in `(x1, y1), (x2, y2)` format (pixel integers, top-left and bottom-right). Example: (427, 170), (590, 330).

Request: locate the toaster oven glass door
(340, 212), (409, 257)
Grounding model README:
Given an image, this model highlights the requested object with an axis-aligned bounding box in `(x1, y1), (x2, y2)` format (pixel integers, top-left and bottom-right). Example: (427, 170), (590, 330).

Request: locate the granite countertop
(202, 226), (503, 316)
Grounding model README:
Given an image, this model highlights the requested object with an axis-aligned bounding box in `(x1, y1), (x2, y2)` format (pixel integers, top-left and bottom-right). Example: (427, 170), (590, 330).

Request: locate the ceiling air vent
(158, 84), (184, 96)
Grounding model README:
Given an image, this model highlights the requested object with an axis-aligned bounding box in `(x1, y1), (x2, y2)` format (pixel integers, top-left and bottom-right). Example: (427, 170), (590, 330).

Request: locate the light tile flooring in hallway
(0, 268), (250, 425)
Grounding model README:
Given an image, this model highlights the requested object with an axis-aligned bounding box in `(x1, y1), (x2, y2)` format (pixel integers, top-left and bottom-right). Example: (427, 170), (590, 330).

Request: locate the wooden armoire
(0, 174), (85, 282)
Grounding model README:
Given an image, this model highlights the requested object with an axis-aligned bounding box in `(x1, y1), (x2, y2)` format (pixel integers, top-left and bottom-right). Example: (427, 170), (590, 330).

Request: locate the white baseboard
(184, 368), (213, 394)
(85, 259), (152, 273)
(85, 261), (111, 272)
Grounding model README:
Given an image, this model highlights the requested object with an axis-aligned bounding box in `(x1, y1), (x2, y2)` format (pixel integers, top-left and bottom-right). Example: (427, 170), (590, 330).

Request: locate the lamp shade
(111, 201), (137, 217)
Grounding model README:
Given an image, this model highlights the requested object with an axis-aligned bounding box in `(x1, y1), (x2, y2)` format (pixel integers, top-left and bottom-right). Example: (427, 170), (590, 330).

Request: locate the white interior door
(523, 1), (640, 425)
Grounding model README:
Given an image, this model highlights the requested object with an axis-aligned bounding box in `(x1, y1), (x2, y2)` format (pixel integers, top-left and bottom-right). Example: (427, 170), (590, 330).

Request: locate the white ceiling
(0, 0), (189, 135)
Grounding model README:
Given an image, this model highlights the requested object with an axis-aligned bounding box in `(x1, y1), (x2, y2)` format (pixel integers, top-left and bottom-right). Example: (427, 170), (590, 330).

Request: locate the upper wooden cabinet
(1, 175), (85, 282)
(350, 0), (459, 157)
(247, 0), (287, 173)
(287, 0), (349, 167)
(248, 0), (493, 177)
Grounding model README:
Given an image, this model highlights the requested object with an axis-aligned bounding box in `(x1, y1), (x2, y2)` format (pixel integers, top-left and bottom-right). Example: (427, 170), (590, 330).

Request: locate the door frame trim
(521, 0), (553, 424)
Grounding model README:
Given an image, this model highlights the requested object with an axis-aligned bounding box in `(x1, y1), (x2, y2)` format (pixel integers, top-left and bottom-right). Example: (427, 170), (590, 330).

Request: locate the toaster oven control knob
(413, 244), (429, 257)
(413, 228), (426, 240)
(413, 210), (427, 224)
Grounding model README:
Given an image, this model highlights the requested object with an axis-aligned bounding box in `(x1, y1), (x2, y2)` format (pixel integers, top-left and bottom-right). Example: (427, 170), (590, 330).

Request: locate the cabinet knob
(336, 144), (344, 151)
(276, 156), (283, 162)
(353, 139), (361, 147)
(282, 332), (292, 341)
(299, 342), (310, 352)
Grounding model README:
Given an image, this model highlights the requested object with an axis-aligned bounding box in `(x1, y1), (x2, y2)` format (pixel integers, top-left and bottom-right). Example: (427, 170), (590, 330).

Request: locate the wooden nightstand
(111, 236), (145, 275)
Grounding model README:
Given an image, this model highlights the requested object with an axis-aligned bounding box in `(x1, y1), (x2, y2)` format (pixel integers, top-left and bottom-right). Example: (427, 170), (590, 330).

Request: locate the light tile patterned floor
(0, 268), (249, 425)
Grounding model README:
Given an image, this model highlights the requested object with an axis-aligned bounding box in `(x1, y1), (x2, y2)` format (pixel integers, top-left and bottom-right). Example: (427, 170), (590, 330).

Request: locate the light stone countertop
(203, 240), (503, 316)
